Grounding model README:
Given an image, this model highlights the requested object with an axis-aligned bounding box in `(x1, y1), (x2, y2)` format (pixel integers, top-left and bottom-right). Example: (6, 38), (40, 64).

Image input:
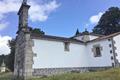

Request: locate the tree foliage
(93, 7), (120, 35)
(0, 39), (15, 72)
(0, 55), (5, 66)
(7, 39), (15, 71)
(31, 28), (45, 35)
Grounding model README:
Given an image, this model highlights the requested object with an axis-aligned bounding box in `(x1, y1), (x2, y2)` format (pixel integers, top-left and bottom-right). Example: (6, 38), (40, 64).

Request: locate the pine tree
(93, 7), (120, 35)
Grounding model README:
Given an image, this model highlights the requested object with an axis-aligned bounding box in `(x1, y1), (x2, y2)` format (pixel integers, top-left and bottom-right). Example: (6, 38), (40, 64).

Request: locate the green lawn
(30, 68), (120, 80)
(0, 72), (13, 80)
(0, 68), (120, 80)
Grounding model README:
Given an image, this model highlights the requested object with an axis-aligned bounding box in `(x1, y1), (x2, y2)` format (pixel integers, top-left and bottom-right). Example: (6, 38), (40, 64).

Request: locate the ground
(0, 68), (120, 80)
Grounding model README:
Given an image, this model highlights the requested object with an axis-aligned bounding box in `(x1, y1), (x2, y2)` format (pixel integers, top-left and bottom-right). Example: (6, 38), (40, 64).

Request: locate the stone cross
(23, 0), (27, 4)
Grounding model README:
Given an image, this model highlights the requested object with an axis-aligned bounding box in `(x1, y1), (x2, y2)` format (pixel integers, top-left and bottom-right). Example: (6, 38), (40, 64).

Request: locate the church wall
(113, 34), (120, 65)
(89, 35), (99, 40)
(32, 38), (113, 69)
(32, 39), (89, 68)
(74, 36), (83, 41)
(74, 35), (99, 41)
(86, 39), (113, 67)
(31, 38), (114, 76)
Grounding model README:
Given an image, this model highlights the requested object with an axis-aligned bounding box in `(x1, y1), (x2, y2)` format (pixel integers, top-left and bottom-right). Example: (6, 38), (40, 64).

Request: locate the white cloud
(0, 0), (60, 22)
(0, 0), (60, 55)
(0, 14), (4, 20)
(89, 12), (103, 24)
(0, 22), (9, 31)
(0, 35), (12, 55)
(29, 0), (60, 22)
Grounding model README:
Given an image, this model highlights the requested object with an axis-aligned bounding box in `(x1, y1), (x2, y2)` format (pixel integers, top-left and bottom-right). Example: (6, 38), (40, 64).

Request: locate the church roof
(72, 29), (104, 38)
(31, 31), (120, 44)
(31, 33), (84, 44)
(71, 32), (104, 39)
(88, 31), (120, 43)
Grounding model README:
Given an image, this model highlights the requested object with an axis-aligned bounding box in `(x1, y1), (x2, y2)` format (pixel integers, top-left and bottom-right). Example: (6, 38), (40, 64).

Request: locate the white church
(14, 0), (120, 79)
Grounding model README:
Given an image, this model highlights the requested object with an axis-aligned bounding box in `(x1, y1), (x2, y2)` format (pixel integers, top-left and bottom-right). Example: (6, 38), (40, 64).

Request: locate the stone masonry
(14, 1), (33, 80)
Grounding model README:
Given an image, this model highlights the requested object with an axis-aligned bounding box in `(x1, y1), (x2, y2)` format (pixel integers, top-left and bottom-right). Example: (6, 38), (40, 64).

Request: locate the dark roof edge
(89, 33), (104, 37)
(71, 32), (104, 38)
(87, 31), (120, 43)
(31, 33), (84, 44)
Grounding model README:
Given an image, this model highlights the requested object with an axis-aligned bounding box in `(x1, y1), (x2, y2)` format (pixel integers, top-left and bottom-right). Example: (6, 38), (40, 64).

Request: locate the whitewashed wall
(87, 39), (113, 67)
(74, 36), (83, 41)
(74, 35), (99, 41)
(32, 38), (113, 69)
(32, 39), (88, 68)
(89, 35), (99, 40)
(113, 34), (120, 63)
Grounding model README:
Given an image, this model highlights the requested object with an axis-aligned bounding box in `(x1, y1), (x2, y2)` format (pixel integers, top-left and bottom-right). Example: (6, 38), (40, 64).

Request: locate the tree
(31, 28), (45, 35)
(6, 39), (16, 71)
(93, 7), (120, 35)
(0, 55), (5, 66)
(0, 39), (15, 72)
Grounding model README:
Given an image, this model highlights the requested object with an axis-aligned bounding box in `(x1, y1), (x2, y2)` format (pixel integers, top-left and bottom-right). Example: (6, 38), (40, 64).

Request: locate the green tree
(0, 39), (15, 72)
(6, 39), (15, 71)
(31, 28), (45, 35)
(93, 7), (120, 35)
(0, 55), (5, 66)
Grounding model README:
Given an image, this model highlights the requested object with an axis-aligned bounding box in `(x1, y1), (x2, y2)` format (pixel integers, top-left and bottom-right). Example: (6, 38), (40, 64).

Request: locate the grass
(0, 68), (120, 80)
(0, 72), (13, 80)
(30, 68), (120, 80)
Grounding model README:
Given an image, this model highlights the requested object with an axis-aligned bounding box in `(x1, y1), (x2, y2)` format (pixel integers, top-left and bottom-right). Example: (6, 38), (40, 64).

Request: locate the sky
(0, 0), (120, 55)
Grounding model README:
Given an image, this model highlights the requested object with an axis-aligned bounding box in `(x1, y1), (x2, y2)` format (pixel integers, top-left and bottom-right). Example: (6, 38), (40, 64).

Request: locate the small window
(95, 47), (101, 57)
(92, 45), (102, 57)
(64, 42), (70, 51)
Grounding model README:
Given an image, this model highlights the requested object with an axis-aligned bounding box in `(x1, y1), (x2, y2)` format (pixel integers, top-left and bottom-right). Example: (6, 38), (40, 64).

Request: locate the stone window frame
(109, 44), (112, 47)
(113, 40), (116, 44)
(108, 39), (111, 41)
(110, 50), (112, 54)
(64, 42), (70, 51)
(92, 44), (102, 57)
(115, 53), (118, 56)
(112, 63), (114, 67)
(111, 56), (114, 60)
(114, 46), (117, 50)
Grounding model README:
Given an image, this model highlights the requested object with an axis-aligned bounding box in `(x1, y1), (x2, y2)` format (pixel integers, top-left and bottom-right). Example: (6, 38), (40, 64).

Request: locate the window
(95, 47), (101, 57)
(92, 45), (102, 57)
(64, 42), (70, 51)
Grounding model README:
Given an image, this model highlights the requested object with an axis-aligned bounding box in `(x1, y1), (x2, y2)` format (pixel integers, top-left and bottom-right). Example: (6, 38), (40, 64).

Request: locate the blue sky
(0, 0), (120, 55)
(0, 0), (120, 37)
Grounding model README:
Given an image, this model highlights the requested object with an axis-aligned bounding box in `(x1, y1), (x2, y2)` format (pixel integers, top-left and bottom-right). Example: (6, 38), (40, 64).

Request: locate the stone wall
(33, 67), (112, 76)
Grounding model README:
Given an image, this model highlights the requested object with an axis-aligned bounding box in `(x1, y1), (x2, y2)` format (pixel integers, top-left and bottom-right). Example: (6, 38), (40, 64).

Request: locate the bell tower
(18, 0), (30, 31)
